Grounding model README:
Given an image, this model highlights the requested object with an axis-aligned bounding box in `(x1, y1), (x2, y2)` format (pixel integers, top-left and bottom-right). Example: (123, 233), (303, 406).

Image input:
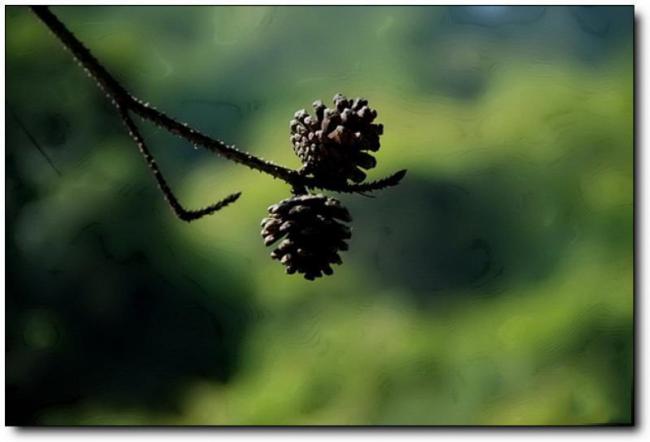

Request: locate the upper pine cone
(290, 93), (383, 185)
(261, 194), (352, 280)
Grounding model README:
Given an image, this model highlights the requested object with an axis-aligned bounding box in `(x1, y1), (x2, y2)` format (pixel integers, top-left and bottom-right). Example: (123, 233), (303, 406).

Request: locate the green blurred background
(5, 6), (633, 425)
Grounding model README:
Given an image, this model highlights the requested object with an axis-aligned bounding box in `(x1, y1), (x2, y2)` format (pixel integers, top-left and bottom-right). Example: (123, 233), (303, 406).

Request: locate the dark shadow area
(5, 146), (252, 425)
(3, 9), (258, 424)
(348, 165), (582, 301)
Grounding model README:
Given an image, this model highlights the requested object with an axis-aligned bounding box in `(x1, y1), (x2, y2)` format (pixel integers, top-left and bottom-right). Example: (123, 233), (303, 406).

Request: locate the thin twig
(307, 169), (408, 194)
(8, 107), (62, 177)
(118, 106), (241, 222)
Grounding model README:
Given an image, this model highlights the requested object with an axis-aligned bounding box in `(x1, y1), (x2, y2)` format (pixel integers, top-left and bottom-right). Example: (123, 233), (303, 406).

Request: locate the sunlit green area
(5, 6), (633, 425)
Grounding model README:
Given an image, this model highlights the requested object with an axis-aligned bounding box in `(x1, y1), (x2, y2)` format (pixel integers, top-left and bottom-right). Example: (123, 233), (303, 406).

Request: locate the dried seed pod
(289, 93), (384, 185)
(260, 194), (352, 280)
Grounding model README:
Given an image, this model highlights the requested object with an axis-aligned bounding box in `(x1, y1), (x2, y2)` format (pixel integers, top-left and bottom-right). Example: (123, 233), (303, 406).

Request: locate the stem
(30, 5), (300, 183)
(306, 169), (408, 194)
(118, 106), (241, 222)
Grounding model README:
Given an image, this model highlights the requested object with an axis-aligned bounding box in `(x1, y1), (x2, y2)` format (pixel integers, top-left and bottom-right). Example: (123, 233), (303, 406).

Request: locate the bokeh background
(5, 6), (633, 425)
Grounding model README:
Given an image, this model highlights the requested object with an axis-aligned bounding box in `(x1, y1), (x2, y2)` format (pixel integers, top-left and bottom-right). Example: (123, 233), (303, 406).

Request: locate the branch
(30, 6), (406, 207)
(305, 169), (408, 194)
(30, 6), (300, 184)
(118, 106), (241, 222)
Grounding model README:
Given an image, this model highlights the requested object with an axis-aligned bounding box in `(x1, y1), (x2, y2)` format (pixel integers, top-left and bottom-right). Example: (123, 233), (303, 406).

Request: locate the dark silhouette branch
(30, 6), (407, 220)
(30, 6), (298, 181)
(118, 106), (241, 222)
(306, 169), (408, 194)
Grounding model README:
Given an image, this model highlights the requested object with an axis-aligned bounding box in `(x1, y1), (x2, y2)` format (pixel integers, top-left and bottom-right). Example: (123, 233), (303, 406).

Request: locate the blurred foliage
(5, 6), (633, 425)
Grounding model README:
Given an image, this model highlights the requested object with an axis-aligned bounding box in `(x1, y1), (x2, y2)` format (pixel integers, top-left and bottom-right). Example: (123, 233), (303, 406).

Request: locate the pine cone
(260, 194), (352, 280)
(289, 93), (383, 185)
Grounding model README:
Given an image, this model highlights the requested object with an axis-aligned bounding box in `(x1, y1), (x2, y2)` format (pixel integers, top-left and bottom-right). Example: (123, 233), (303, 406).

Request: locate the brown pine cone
(289, 93), (383, 185)
(260, 194), (352, 280)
